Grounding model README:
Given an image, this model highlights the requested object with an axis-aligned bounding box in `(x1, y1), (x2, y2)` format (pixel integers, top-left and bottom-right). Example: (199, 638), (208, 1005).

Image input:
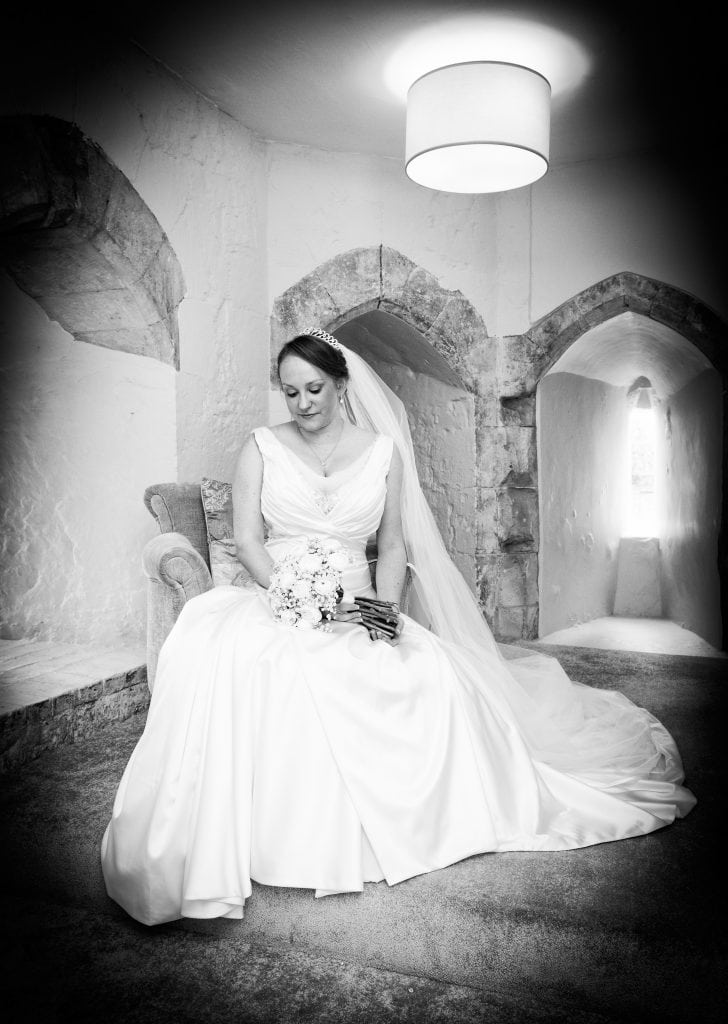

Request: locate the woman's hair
(277, 335), (349, 383)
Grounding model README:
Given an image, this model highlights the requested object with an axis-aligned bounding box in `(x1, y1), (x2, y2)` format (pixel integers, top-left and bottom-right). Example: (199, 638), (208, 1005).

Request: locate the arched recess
(0, 115), (184, 367)
(527, 272), (727, 648)
(270, 245), (490, 591)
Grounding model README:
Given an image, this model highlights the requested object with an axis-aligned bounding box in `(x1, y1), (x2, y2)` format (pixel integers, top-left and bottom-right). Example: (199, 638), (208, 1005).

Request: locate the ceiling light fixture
(405, 61), (551, 194)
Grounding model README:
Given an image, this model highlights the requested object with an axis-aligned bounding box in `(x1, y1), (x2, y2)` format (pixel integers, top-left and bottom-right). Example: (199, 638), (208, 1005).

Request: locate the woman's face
(279, 355), (343, 433)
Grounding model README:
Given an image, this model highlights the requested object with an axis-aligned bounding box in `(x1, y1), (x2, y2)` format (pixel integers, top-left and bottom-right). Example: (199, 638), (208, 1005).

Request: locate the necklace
(295, 419), (345, 476)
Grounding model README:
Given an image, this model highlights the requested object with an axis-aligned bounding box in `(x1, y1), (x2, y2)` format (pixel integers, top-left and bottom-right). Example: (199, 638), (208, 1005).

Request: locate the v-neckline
(265, 426), (379, 481)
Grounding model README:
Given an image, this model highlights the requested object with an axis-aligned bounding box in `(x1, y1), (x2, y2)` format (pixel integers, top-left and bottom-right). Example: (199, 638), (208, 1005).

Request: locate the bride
(101, 329), (696, 926)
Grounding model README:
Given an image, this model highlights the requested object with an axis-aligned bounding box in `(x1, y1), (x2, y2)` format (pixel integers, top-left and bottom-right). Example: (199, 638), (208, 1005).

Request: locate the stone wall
(0, 277), (176, 645)
(269, 247), (727, 643)
(365, 358), (476, 587)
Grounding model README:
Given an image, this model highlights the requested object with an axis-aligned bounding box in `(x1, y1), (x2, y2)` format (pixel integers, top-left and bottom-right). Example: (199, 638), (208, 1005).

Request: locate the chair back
(143, 483), (210, 569)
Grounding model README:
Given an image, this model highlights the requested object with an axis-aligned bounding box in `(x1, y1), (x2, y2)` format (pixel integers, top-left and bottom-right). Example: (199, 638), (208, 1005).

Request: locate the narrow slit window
(625, 382), (658, 536)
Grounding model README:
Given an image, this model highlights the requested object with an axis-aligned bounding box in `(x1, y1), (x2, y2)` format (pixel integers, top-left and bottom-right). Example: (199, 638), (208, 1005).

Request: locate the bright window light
(625, 403), (658, 537)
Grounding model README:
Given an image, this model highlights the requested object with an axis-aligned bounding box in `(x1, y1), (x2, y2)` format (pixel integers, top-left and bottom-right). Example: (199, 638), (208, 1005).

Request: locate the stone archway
(272, 260), (728, 646)
(526, 272), (726, 379)
(270, 244), (492, 598)
(0, 115), (184, 367)
(270, 245), (487, 389)
(526, 272), (728, 647)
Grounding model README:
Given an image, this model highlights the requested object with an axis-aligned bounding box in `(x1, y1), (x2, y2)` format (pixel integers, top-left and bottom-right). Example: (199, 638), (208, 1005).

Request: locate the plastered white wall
(6, 43), (270, 484)
(538, 372), (628, 635)
(657, 370), (722, 647)
(532, 157), (727, 324)
(266, 142), (499, 332)
(0, 276), (176, 645)
(74, 47), (270, 483)
(266, 143), (725, 341)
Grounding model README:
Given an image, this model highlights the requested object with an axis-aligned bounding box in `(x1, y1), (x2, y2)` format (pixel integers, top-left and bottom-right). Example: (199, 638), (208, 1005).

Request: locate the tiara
(304, 327), (342, 350)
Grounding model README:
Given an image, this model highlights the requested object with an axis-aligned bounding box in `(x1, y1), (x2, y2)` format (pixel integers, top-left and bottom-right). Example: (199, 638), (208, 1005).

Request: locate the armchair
(142, 482), (394, 687)
(142, 484), (213, 686)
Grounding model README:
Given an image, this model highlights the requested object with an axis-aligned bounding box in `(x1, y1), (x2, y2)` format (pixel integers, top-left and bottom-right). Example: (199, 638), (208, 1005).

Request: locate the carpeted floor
(0, 643), (726, 1024)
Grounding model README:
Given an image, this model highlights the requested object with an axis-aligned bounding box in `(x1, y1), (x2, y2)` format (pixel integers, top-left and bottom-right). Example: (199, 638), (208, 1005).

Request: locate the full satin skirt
(101, 583), (695, 925)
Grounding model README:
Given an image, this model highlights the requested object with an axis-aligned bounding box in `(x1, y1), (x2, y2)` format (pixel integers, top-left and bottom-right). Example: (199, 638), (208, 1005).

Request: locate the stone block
(40, 285), (146, 334)
(478, 425), (537, 490)
(399, 267), (450, 334)
(475, 553), (500, 621)
(496, 487), (538, 550)
(467, 339), (499, 426)
(271, 277), (340, 355)
(500, 392), (536, 427)
(0, 706), (27, 749)
(5, 240), (122, 297)
(77, 322), (177, 365)
(523, 604), (540, 640)
(494, 605), (525, 640)
(613, 537), (662, 617)
(425, 296), (488, 392)
(497, 552), (539, 608)
(75, 143), (116, 232)
(380, 246), (417, 306)
(103, 176), (165, 273)
(139, 238), (186, 321)
(474, 487), (498, 553)
(322, 247), (381, 319)
(498, 335), (538, 396)
(650, 286), (694, 331)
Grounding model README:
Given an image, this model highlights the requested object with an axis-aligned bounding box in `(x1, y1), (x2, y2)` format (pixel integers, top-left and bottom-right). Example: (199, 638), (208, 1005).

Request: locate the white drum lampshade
(405, 61), (551, 193)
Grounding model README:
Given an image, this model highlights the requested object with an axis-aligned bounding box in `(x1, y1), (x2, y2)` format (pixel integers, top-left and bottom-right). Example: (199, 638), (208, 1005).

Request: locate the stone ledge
(0, 640), (149, 773)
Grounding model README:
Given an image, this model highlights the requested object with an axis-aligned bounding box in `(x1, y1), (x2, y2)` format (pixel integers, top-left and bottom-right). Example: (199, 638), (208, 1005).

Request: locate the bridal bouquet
(268, 537), (349, 630)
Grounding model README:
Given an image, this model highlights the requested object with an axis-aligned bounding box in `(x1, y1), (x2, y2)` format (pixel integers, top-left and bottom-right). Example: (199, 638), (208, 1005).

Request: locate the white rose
(274, 569), (297, 590)
(327, 550), (350, 571)
(314, 577), (336, 596)
(298, 605), (322, 627)
(298, 553), (323, 574)
(279, 609), (297, 626)
(292, 580), (312, 600)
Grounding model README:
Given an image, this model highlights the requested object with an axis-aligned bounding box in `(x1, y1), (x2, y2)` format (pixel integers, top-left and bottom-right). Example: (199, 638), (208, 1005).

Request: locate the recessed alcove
(336, 310), (477, 586)
(537, 311), (722, 648)
(0, 116), (182, 647)
(0, 115), (184, 368)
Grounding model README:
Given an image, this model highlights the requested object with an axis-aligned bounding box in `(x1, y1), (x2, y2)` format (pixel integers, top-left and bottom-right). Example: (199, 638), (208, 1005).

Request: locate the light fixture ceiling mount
(405, 61), (551, 194)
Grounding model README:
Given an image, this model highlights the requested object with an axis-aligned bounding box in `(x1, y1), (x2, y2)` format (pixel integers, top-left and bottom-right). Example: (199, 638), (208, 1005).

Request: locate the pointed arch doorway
(270, 246), (485, 589)
(532, 275), (726, 650)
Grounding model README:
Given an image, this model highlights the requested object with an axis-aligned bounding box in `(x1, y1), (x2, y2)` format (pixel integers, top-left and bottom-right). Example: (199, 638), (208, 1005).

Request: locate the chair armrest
(142, 533), (214, 690)
(142, 532), (213, 596)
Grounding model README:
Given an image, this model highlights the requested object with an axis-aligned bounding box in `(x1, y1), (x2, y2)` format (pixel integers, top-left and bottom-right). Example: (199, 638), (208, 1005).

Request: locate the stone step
(0, 639), (149, 772)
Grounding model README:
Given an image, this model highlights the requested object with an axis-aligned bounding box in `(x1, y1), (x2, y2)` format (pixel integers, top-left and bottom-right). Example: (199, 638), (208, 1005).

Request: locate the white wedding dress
(102, 426), (696, 926)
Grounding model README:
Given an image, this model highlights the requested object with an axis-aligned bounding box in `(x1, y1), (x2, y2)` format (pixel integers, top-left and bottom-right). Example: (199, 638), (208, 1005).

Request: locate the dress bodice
(253, 427), (393, 564)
